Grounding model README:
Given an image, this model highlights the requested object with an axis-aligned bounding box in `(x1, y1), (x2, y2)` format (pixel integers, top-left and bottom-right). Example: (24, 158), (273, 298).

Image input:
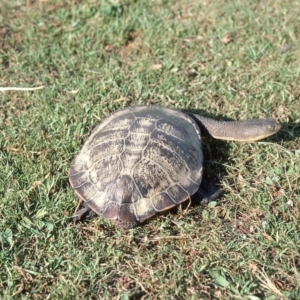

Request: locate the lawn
(0, 0), (300, 299)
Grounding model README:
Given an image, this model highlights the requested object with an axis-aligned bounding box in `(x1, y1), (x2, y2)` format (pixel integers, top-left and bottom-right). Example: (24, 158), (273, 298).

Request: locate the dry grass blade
(255, 269), (288, 300)
(0, 86), (44, 91)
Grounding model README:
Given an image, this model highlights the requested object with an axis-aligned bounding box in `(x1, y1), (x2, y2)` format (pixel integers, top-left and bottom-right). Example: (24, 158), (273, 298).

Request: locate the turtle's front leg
(195, 179), (222, 205)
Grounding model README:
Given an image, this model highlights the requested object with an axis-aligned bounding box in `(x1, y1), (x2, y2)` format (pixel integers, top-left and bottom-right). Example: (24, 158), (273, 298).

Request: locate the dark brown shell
(69, 105), (203, 226)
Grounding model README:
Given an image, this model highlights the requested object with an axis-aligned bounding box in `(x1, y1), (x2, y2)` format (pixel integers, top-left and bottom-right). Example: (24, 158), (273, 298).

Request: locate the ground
(0, 0), (299, 299)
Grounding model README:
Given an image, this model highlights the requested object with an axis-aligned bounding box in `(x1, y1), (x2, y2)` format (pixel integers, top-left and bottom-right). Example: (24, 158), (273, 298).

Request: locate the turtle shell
(69, 105), (203, 227)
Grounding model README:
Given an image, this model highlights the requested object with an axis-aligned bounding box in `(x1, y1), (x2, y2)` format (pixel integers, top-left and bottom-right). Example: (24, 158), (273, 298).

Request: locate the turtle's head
(233, 118), (282, 141)
(190, 114), (282, 142)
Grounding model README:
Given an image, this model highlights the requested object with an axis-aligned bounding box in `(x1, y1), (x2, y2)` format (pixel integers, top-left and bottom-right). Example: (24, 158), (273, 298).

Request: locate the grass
(0, 0), (299, 298)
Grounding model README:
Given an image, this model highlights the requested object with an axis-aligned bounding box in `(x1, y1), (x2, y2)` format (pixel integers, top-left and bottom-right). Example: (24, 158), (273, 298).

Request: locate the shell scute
(118, 203), (138, 223)
(167, 184), (189, 203)
(101, 201), (119, 219)
(150, 192), (177, 212)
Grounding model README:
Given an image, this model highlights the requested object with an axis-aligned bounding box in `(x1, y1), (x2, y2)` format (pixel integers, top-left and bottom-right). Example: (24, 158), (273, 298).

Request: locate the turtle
(69, 105), (281, 228)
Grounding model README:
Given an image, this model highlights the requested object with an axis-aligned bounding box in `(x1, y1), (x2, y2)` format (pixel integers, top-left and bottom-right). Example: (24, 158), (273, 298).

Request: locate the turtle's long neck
(187, 113), (281, 142)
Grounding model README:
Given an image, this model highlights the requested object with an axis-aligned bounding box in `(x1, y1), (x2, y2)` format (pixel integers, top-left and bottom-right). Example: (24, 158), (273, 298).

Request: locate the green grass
(1, 0), (300, 298)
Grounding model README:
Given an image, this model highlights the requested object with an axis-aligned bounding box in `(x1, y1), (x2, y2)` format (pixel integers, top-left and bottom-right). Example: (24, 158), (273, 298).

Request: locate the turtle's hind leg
(73, 202), (96, 223)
